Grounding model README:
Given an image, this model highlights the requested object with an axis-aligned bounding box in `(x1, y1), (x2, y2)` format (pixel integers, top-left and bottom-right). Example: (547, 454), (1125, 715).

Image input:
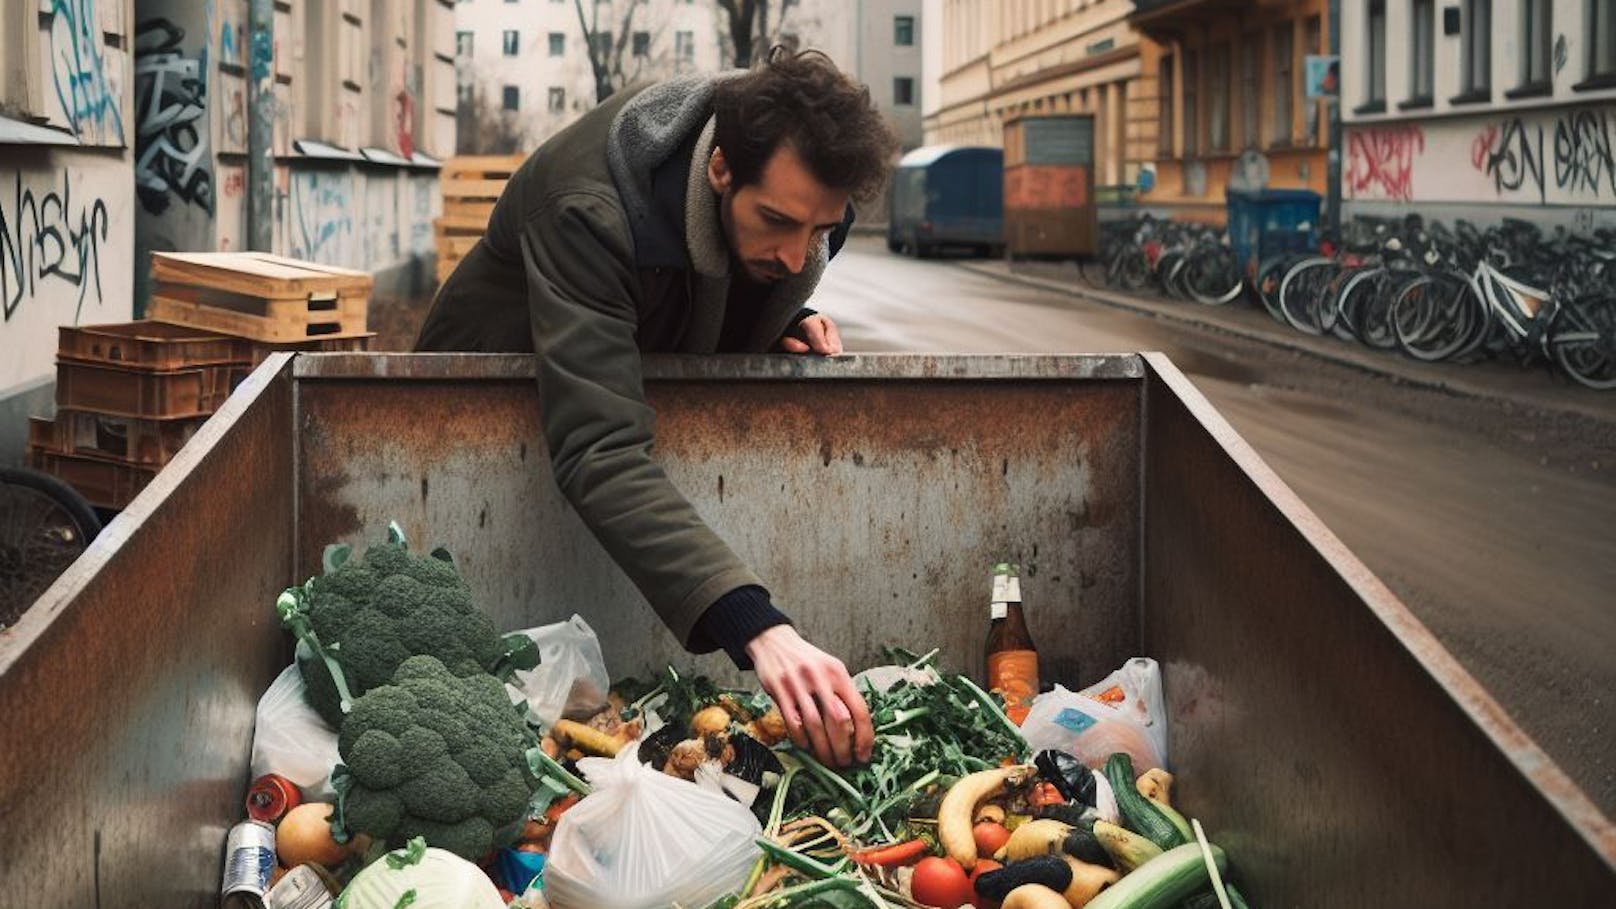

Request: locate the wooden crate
(441, 154), (523, 215)
(150, 252), (373, 342)
(58, 321), (246, 370)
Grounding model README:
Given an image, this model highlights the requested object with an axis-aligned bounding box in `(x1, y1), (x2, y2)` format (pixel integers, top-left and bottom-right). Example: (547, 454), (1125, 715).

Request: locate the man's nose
(777, 237), (810, 274)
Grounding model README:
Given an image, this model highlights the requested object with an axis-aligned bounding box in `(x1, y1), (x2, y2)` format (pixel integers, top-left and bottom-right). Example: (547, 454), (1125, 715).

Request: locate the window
(1304, 16), (1321, 144)
(1273, 24), (1293, 145)
(1240, 39), (1260, 148)
(1460, 0), (1491, 97)
(548, 87), (565, 112)
(894, 76), (915, 105)
(1182, 49), (1200, 155)
(1208, 43), (1230, 152)
(592, 31), (612, 56)
(502, 85), (519, 110)
(675, 30), (695, 65)
(549, 32), (565, 57)
(456, 30), (473, 57)
(1159, 55), (1175, 155)
(502, 30), (518, 56)
(1366, 2), (1386, 106)
(895, 16), (915, 46)
(1410, 0), (1434, 101)
(1521, 0), (1551, 87)
(633, 31), (650, 57)
(1593, 0), (1616, 81)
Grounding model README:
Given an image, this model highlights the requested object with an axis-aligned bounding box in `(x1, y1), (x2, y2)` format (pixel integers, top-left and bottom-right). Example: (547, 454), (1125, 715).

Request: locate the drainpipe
(247, 0), (275, 251)
(1326, 0), (1342, 235)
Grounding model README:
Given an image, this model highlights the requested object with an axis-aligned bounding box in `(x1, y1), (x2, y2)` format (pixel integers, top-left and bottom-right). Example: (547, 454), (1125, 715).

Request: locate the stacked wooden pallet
(435, 154), (524, 285)
(29, 252), (376, 511)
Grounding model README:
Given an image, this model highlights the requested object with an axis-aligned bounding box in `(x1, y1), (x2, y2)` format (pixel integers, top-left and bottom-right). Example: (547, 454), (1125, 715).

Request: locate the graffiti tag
(1552, 109), (1616, 199)
(1472, 117), (1547, 202)
(0, 170), (112, 323)
(134, 18), (213, 215)
(50, 0), (126, 143)
(1345, 126), (1424, 201)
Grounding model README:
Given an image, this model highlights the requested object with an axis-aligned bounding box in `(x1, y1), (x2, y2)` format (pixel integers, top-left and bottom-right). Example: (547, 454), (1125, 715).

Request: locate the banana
(996, 818), (1074, 862)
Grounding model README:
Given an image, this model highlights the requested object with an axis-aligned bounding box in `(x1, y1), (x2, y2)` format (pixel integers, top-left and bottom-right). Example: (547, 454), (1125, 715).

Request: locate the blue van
(887, 145), (1004, 258)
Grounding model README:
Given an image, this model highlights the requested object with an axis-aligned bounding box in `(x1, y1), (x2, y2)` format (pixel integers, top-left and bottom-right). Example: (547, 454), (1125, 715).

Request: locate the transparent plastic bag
(250, 662), (341, 800)
(508, 615), (610, 727)
(544, 749), (762, 909)
(1021, 657), (1169, 773)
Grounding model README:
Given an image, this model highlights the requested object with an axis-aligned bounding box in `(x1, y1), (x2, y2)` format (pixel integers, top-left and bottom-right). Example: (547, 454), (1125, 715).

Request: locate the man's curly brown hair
(712, 48), (898, 205)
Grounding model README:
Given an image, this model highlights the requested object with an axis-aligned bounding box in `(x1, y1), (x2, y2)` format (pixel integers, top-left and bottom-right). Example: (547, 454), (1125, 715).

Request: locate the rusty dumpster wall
(0, 357), (298, 908)
(291, 354), (1146, 684)
(1139, 355), (1616, 906)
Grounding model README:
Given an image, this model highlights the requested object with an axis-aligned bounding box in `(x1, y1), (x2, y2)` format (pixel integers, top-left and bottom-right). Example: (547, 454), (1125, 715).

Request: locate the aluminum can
(265, 864), (335, 909)
(220, 819), (276, 908)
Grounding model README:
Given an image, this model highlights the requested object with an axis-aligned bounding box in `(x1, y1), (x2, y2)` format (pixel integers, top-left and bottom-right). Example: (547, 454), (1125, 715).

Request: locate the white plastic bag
(544, 749), (762, 909)
(508, 615), (610, 727)
(250, 663), (341, 800)
(1021, 657), (1169, 773)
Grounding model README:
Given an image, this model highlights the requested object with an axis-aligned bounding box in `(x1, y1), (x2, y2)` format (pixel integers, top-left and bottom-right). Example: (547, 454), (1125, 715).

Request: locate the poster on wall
(1305, 55), (1340, 99)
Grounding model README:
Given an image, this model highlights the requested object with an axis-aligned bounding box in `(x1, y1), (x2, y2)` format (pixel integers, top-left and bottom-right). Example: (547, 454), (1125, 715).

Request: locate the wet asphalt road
(809, 235), (1616, 817)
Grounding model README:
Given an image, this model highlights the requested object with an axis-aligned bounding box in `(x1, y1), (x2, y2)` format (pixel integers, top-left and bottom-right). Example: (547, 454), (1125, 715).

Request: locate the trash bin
(1225, 188), (1321, 277)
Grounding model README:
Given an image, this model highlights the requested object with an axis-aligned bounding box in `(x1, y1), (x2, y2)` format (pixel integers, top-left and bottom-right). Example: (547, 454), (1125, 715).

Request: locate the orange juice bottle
(985, 562), (1039, 725)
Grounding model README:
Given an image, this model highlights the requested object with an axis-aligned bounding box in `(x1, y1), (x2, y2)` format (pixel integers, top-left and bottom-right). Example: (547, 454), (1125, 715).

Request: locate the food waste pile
(229, 526), (1250, 909)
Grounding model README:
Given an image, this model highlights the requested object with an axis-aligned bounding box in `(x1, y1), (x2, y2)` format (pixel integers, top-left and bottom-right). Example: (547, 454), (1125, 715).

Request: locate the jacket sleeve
(520, 189), (763, 647)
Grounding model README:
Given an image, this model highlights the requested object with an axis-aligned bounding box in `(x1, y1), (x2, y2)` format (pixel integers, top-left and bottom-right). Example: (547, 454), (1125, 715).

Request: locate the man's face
(709, 143), (850, 284)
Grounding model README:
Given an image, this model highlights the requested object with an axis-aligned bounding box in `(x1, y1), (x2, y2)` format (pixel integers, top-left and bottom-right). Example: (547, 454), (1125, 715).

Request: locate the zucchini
(1084, 842), (1228, 909)
(1105, 753), (1187, 850)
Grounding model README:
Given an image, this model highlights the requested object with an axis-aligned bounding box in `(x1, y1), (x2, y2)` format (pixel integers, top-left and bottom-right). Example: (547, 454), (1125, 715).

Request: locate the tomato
(971, 821), (1011, 858)
(967, 859), (1003, 909)
(910, 856), (973, 908)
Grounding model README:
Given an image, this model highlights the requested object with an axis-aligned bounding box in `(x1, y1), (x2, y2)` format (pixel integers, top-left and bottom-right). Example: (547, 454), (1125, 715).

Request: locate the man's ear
(707, 147), (732, 194)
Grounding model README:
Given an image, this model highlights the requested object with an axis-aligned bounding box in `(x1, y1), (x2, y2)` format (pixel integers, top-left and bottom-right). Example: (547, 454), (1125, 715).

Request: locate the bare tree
(714, 0), (799, 68)
(575, 0), (662, 102)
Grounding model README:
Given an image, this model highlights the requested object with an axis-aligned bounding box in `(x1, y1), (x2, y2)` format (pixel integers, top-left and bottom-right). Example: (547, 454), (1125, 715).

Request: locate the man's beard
(721, 191), (785, 283)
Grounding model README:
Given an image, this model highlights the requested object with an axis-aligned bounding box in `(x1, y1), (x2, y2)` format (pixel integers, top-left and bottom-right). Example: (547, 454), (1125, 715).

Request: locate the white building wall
(1340, 0), (1616, 225)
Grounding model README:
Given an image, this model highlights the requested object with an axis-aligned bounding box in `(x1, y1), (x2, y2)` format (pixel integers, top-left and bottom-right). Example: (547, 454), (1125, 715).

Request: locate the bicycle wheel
(0, 466), (102, 628)
(1116, 247), (1150, 291)
(1392, 273), (1484, 362)
(1550, 295), (1616, 389)
(1357, 271), (1406, 350)
(1156, 250), (1187, 298)
(1321, 267), (1366, 339)
(1184, 246), (1245, 305)
(1252, 255), (1294, 322)
(1278, 257), (1338, 335)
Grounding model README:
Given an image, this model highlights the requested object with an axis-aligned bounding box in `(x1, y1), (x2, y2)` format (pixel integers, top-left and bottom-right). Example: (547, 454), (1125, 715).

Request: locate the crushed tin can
(220, 819), (276, 908)
(265, 864), (337, 909)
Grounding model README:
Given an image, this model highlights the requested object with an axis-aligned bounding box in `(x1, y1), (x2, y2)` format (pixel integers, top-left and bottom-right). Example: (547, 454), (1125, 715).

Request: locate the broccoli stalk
(277, 588), (357, 716)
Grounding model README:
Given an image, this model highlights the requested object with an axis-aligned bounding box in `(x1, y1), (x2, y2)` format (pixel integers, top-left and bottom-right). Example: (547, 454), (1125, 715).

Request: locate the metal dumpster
(2, 353), (1612, 907)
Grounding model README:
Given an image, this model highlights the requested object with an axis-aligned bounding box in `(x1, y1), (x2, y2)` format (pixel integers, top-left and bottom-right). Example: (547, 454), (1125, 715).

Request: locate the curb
(953, 260), (1616, 427)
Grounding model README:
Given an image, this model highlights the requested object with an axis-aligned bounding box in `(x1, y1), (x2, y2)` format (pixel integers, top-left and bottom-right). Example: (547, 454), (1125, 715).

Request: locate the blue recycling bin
(1225, 189), (1321, 278)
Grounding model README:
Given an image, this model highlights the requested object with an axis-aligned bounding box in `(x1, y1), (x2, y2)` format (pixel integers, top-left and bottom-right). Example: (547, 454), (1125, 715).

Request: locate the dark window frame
(502, 29), (519, 57)
(502, 85), (520, 110)
(1453, 0), (1492, 103)
(894, 15), (915, 46)
(894, 76), (915, 106)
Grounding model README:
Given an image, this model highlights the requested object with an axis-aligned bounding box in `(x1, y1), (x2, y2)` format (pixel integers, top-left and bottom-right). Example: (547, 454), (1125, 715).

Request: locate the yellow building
(1129, 0), (1331, 223)
(927, 0), (1144, 190)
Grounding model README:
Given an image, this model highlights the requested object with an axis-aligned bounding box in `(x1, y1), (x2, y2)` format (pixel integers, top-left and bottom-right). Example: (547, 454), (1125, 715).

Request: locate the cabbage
(337, 838), (506, 909)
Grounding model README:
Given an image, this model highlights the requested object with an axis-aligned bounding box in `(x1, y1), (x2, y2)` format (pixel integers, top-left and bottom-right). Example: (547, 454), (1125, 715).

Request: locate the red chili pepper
(850, 838), (929, 867)
(1028, 781), (1065, 809)
(245, 773), (301, 824)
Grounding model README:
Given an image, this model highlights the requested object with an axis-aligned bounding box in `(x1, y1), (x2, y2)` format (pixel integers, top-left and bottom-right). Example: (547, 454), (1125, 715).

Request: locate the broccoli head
(277, 523), (535, 726)
(336, 654), (539, 860)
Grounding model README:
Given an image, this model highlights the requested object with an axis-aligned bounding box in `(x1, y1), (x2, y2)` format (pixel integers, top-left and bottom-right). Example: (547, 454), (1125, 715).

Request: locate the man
(415, 50), (897, 767)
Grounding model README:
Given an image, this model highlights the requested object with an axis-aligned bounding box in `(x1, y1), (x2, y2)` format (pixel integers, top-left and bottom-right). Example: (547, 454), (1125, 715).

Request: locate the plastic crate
(27, 447), (160, 510)
(1226, 189), (1322, 274)
(58, 321), (246, 370)
(29, 410), (208, 466)
(55, 360), (236, 419)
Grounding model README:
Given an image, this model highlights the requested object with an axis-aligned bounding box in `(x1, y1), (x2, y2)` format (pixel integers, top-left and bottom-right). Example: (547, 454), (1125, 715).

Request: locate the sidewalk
(956, 257), (1616, 427)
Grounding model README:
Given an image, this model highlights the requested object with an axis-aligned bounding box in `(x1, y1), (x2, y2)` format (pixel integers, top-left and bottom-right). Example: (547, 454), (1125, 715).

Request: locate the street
(810, 235), (1616, 815)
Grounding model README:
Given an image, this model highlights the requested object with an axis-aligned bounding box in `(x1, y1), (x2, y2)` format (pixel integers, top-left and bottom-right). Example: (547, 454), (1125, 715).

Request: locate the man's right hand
(744, 624), (874, 767)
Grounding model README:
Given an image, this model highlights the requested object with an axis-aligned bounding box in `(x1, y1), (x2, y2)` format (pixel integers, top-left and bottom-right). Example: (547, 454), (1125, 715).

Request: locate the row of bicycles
(1086, 214), (1616, 390)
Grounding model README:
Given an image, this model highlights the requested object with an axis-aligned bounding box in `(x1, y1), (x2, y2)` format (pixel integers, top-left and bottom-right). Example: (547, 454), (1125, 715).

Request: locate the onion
(276, 802), (350, 869)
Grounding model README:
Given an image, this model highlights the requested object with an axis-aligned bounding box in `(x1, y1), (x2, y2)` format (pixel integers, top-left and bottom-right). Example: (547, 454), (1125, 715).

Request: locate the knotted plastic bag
(1022, 657), (1169, 773)
(544, 749), (762, 909)
(508, 615), (610, 727)
(249, 661), (341, 800)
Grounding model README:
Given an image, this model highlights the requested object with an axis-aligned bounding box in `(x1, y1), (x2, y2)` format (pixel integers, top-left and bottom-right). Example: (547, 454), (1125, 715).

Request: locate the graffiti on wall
(1345, 126), (1425, 202)
(50, 0), (126, 144)
(289, 171), (357, 265)
(1348, 103), (1616, 206)
(134, 18), (213, 216)
(0, 169), (112, 323)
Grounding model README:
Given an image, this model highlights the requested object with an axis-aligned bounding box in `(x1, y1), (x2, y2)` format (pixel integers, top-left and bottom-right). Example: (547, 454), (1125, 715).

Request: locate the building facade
(1341, 0), (1616, 228)
(926, 1), (1144, 191)
(808, 0), (927, 150)
(0, 0), (456, 466)
(1130, 0), (1331, 223)
(453, 0), (724, 149)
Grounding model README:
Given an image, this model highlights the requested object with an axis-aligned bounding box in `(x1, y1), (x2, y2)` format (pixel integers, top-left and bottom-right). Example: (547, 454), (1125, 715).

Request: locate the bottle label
(987, 649), (1039, 723)
(990, 602), (1007, 620)
(991, 573), (1008, 602)
(1005, 576), (1020, 602)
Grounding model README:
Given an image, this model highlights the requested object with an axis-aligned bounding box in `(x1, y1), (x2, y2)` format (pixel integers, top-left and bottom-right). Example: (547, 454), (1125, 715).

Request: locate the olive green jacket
(415, 75), (836, 647)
